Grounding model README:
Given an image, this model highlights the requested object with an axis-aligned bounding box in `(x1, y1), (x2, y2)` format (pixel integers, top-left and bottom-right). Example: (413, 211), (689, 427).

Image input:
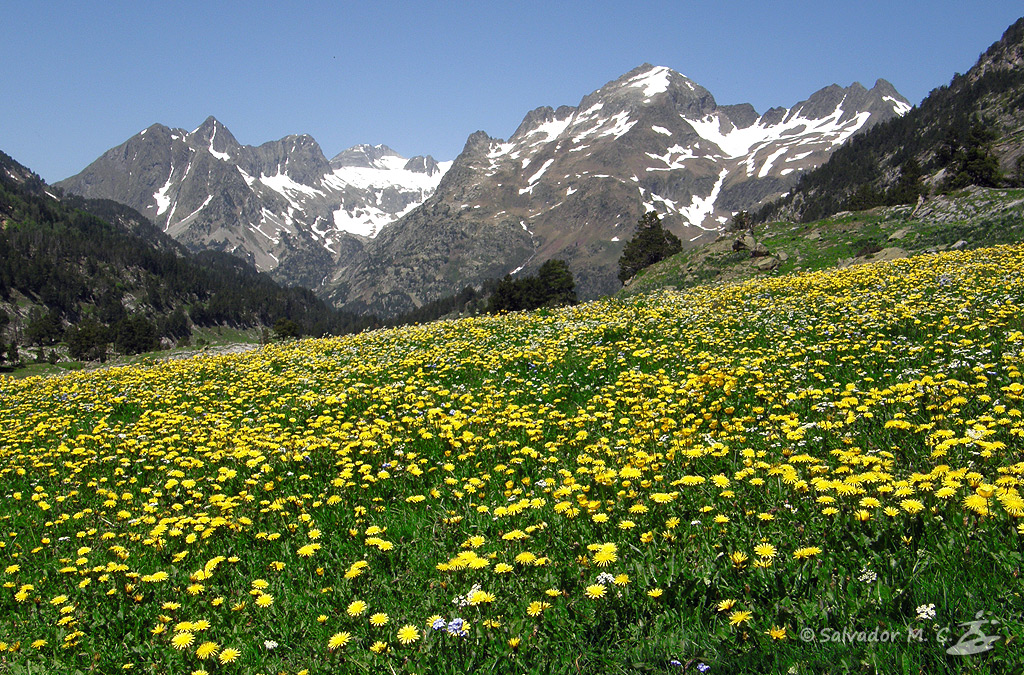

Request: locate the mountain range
(58, 65), (910, 316)
(57, 121), (449, 291)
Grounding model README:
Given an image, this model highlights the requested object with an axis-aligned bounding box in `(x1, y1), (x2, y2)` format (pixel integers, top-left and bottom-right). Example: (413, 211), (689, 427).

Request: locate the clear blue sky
(1, 1), (1021, 183)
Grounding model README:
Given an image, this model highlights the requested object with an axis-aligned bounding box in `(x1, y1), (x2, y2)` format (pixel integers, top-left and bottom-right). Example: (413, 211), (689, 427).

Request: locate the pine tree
(617, 212), (682, 284)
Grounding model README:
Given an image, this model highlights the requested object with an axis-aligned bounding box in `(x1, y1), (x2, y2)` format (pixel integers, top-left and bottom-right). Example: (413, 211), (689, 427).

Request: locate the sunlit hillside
(2, 246), (1023, 674)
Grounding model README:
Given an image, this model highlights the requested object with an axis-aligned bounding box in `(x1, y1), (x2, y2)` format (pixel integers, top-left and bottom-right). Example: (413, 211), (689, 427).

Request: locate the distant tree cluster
(617, 211), (682, 284)
(385, 284), (493, 328)
(487, 259), (578, 314)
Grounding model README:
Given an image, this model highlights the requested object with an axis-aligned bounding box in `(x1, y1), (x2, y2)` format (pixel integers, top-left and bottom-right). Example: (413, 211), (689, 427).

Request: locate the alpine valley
(58, 64), (911, 316)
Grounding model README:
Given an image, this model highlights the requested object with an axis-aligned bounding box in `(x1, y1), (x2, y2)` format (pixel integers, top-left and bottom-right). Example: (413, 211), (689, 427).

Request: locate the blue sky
(1, 1), (1021, 183)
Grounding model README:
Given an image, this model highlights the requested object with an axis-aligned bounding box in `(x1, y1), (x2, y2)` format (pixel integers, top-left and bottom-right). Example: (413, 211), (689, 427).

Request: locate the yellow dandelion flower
(729, 610), (753, 626)
(468, 589), (496, 605)
(172, 632), (195, 650)
(297, 543), (320, 558)
(195, 641), (219, 660)
(585, 584), (607, 599)
(369, 612), (389, 627)
(370, 640), (388, 654)
(514, 551), (537, 565)
(218, 647), (239, 664)
(647, 588), (664, 598)
(963, 494), (989, 515)
(347, 600), (367, 617)
(793, 546), (822, 560)
(397, 625), (419, 645)
(900, 499), (925, 514)
(767, 626), (787, 640)
(527, 601), (551, 616)
(328, 632), (352, 651)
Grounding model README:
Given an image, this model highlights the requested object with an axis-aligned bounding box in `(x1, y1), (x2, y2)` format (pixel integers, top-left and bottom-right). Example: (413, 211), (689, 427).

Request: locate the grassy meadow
(2, 245), (1024, 674)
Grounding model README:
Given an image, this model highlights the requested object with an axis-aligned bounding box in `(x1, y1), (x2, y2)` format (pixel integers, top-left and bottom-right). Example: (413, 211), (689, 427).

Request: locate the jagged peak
(403, 155), (440, 175)
(463, 130), (498, 154)
(577, 64), (716, 120)
(191, 115), (223, 135)
(330, 143), (404, 169)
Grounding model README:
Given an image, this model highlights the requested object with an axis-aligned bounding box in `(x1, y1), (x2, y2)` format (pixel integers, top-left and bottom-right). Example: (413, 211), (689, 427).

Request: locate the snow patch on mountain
(260, 172), (325, 209)
(627, 65), (674, 98)
(883, 96), (912, 115)
(527, 158), (555, 185)
(178, 195), (213, 225)
(682, 169), (728, 229)
(154, 167), (174, 216)
(524, 117), (573, 145)
(208, 125), (231, 161)
(324, 161), (451, 192)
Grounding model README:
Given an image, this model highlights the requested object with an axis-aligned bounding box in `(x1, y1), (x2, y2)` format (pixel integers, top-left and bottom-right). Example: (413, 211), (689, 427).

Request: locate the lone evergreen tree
(617, 211), (682, 284)
(535, 259), (578, 308)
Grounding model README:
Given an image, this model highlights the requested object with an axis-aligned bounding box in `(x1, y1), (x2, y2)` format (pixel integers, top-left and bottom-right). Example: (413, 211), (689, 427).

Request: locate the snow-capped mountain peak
(326, 64), (911, 316)
(57, 121), (450, 289)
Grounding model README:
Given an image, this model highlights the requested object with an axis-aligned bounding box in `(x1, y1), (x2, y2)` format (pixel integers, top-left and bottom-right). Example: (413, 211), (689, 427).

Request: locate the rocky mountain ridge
(326, 65), (910, 315)
(58, 65), (910, 316)
(57, 118), (449, 290)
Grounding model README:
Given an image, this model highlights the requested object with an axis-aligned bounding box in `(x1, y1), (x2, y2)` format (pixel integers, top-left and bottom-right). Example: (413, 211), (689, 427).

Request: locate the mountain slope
(0, 150), (373, 357)
(56, 119), (449, 290)
(624, 186), (1024, 297)
(758, 16), (1024, 223)
(328, 65), (909, 315)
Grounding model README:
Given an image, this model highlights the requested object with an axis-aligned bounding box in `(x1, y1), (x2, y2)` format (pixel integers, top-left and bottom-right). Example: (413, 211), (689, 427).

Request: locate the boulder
(753, 256), (780, 271)
(733, 232), (770, 257)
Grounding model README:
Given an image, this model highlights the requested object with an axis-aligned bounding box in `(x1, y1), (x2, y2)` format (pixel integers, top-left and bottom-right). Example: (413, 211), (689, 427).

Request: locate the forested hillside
(758, 17), (1024, 223)
(0, 151), (375, 363)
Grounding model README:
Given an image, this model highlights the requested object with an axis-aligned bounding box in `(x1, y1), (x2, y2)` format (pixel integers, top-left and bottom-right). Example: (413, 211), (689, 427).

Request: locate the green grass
(623, 188), (1024, 298)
